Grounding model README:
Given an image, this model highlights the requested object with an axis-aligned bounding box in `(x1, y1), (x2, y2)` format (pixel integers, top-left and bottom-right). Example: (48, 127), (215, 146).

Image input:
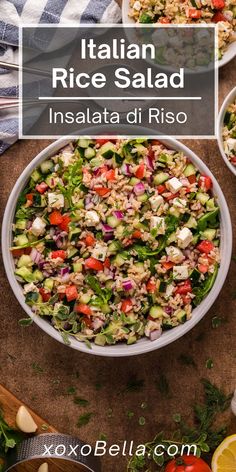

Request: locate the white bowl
(122, 0), (236, 69)
(218, 86), (236, 177)
(2, 136), (232, 357)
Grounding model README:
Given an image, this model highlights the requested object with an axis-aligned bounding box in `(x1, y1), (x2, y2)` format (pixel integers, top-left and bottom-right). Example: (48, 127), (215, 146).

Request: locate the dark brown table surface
(0, 51), (236, 472)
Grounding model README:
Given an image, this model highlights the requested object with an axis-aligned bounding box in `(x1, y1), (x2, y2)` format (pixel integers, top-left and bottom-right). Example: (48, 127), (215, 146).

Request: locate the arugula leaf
(197, 209), (219, 231)
(85, 275), (112, 303)
(193, 266), (218, 305)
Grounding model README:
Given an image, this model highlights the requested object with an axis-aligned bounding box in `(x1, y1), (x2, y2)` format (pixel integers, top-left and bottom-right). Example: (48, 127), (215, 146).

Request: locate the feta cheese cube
(92, 243), (107, 262)
(133, 0), (141, 10)
(48, 192), (64, 209)
(173, 198), (187, 209)
(165, 283), (174, 298)
(150, 216), (166, 235)
(166, 246), (184, 263)
(177, 227), (193, 249)
(173, 265), (189, 280)
(226, 138), (236, 152)
(166, 177), (183, 194)
(31, 217), (46, 237)
(149, 194), (164, 211)
(85, 210), (100, 226)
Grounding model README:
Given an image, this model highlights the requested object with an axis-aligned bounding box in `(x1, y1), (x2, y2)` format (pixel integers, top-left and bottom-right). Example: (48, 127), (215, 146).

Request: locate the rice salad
(222, 98), (236, 166)
(11, 139), (220, 347)
(129, 0), (236, 57)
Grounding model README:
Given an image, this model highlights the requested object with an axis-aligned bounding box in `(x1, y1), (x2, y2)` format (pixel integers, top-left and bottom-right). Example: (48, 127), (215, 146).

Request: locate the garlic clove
(38, 463), (49, 472)
(16, 405), (38, 433)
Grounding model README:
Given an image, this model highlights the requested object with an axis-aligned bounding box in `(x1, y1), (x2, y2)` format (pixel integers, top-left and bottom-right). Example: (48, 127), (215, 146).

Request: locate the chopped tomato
(103, 257), (111, 269)
(11, 247), (31, 257)
(157, 184), (166, 194)
(197, 240), (215, 254)
(199, 175), (212, 191)
(59, 214), (71, 232)
(188, 174), (196, 184)
(121, 299), (133, 313)
(182, 295), (191, 304)
(135, 163), (145, 179)
(175, 279), (192, 295)
(39, 288), (51, 302)
(26, 193), (33, 206)
(165, 455), (211, 472)
(132, 230), (142, 239)
(84, 257), (104, 271)
(198, 263), (209, 274)
(96, 139), (111, 146)
(84, 234), (95, 247)
(106, 169), (116, 181)
(148, 144), (155, 160)
(188, 8), (202, 18)
(231, 156), (236, 165)
(213, 0), (225, 9)
(75, 303), (92, 316)
(36, 182), (48, 194)
(97, 165), (108, 176)
(212, 11), (227, 21)
(162, 261), (174, 270)
(58, 293), (65, 301)
(65, 285), (78, 302)
(159, 17), (171, 23)
(94, 187), (111, 197)
(82, 316), (93, 327)
(49, 211), (63, 226)
(146, 280), (156, 293)
(165, 192), (179, 201)
(51, 250), (67, 260)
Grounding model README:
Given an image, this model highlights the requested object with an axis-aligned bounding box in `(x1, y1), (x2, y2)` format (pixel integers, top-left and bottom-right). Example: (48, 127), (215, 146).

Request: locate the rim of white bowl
(121, 0), (236, 69)
(218, 85), (236, 177)
(2, 135), (232, 357)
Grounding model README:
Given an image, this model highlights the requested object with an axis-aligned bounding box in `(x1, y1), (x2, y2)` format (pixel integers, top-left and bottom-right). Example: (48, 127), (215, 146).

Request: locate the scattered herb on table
(77, 412), (94, 428)
(205, 359), (214, 369)
(18, 318), (33, 327)
(123, 376), (144, 394)
(127, 411), (134, 419)
(66, 386), (77, 395)
(74, 397), (89, 407)
(0, 407), (22, 467)
(156, 374), (170, 397)
(32, 362), (44, 374)
(127, 379), (232, 471)
(138, 416), (146, 426)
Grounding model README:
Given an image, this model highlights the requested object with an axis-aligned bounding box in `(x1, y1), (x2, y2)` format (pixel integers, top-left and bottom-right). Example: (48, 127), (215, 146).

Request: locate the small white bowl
(122, 0), (236, 69)
(218, 86), (236, 177)
(1, 135), (232, 357)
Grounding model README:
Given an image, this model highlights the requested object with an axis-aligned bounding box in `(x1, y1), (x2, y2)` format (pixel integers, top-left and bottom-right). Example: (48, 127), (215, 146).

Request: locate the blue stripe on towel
(0, 21), (18, 44)
(7, 0), (28, 15)
(80, 0), (112, 23)
(39, 0), (68, 23)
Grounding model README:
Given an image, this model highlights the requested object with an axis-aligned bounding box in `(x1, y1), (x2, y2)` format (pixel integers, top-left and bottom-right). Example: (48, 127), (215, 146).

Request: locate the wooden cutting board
(0, 384), (88, 471)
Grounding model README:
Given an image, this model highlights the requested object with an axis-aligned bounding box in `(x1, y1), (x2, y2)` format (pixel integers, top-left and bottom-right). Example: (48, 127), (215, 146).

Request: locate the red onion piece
(122, 279), (133, 291)
(133, 182), (145, 196)
(145, 155), (154, 171)
(150, 329), (162, 341)
(165, 306), (173, 315)
(121, 163), (132, 176)
(30, 248), (43, 265)
(60, 267), (70, 276)
(113, 211), (124, 220)
(101, 223), (114, 233)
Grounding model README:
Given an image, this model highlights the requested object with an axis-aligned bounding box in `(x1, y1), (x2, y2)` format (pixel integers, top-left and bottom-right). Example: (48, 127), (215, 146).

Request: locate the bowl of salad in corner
(218, 86), (236, 176)
(1, 133), (232, 357)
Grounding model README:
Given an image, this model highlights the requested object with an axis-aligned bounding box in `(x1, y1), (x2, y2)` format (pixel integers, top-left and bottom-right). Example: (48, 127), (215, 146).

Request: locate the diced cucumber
(192, 234), (200, 245)
(186, 216), (197, 229)
(33, 194), (47, 207)
(153, 172), (169, 185)
(98, 142), (116, 159)
(105, 280), (114, 289)
(184, 163), (197, 177)
(149, 306), (164, 318)
(158, 153), (173, 165)
(129, 177), (140, 186)
(75, 199), (84, 210)
(206, 198), (215, 211)
(33, 269), (44, 282)
(31, 169), (41, 182)
(101, 303), (111, 314)
(45, 174), (57, 188)
(84, 147), (96, 159)
(17, 255), (32, 268)
(137, 193), (148, 202)
(40, 160), (53, 174)
(201, 228), (216, 241)
(44, 278), (54, 291)
(196, 192), (210, 205)
(213, 239), (220, 247)
(90, 156), (104, 168)
(127, 335), (137, 345)
(169, 207), (180, 218)
(73, 262), (83, 272)
(77, 139), (93, 148)
(176, 310), (187, 323)
(15, 266), (34, 283)
(115, 225), (124, 238)
(134, 143), (147, 155)
(107, 215), (120, 228)
(15, 219), (27, 230)
(114, 254), (126, 267)
(108, 241), (121, 254)
(14, 234), (28, 246)
(167, 232), (176, 245)
(68, 247), (79, 259)
(69, 228), (81, 241)
(80, 293), (91, 304)
(95, 334), (106, 346)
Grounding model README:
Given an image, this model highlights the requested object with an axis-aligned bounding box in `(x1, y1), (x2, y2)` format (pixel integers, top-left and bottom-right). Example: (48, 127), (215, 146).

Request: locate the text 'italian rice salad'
(11, 139), (220, 347)
(129, 0), (236, 57)
(222, 97), (236, 167)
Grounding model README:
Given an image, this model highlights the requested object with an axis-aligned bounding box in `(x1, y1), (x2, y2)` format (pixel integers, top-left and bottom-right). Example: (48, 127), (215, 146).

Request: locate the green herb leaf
(77, 412), (94, 428)
(74, 398), (89, 407)
(18, 318), (33, 326)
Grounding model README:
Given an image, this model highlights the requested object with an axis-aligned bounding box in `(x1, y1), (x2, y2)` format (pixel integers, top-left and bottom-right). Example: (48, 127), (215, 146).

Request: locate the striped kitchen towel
(0, 0), (121, 154)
